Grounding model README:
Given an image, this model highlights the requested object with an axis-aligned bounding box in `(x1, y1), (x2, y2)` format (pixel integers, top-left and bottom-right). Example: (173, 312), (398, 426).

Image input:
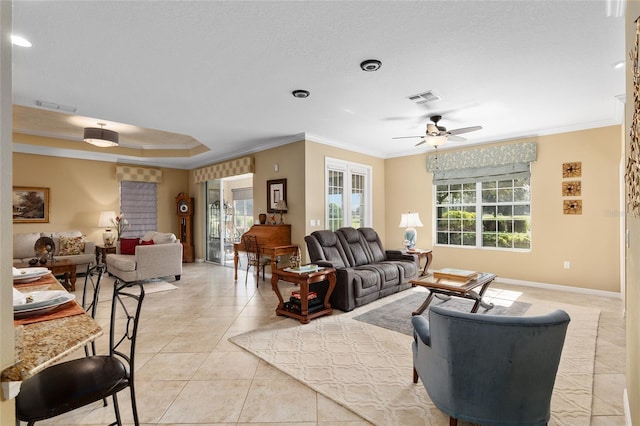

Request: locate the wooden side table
(405, 249), (433, 276)
(95, 244), (116, 265)
(271, 267), (336, 324)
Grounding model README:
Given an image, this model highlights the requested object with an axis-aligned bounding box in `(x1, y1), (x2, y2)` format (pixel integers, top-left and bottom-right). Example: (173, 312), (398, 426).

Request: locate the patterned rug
(230, 289), (599, 425)
(353, 291), (531, 336)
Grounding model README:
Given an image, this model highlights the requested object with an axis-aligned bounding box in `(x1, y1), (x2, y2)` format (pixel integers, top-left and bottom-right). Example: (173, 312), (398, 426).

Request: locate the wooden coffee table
(410, 272), (496, 316)
(15, 259), (77, 291)
(271, 267), (336, 324)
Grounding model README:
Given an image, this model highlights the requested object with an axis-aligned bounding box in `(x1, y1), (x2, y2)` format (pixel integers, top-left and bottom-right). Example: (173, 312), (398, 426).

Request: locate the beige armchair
(106, 232), (183, 283)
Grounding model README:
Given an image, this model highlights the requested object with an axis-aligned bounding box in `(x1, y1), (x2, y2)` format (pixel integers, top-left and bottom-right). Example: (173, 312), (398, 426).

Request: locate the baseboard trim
(624, 388), (633, 426)
(495, 277), (621, 299)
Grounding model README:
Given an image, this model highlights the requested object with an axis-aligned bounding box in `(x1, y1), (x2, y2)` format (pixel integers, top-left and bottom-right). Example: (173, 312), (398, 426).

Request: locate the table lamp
(275, 199), (288, 224)
(399, 212), (423, 250)
(98, 210), (117, 246)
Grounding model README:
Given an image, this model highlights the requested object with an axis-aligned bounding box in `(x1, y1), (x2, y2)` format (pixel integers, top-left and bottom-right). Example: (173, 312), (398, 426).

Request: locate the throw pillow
(140, 239), (154, 246)
(152, 232), (177, 244)
(58, 236), (85, 256)
(120, 238), (140, 255)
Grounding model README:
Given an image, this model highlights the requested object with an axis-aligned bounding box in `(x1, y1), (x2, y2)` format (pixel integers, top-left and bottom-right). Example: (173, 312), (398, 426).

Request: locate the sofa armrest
(411, 315), (431, 347)
(314, 260), (336, 268)
(386, 250), (418, 263)
(134, 243), (183, 280)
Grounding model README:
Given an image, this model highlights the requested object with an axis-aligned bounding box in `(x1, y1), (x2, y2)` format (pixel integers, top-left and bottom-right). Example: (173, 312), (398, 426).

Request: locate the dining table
(2, 272), (103, 400)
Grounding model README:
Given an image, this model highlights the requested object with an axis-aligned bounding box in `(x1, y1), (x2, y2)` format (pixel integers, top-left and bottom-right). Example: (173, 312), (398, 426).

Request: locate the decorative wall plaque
(562, 181), (581, 197)
(562, 162), (582, 178)
(563, 200), (582, 215)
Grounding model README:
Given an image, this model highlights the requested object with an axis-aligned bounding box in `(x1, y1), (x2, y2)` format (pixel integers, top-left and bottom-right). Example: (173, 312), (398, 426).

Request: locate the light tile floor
(35, 262), (626, 425)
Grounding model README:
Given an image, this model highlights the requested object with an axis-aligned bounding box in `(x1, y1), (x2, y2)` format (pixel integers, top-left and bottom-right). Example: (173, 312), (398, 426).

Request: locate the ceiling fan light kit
(83, 123), (119, 148)
(360, 59), (382, 72)
(291, 89), (310, 98)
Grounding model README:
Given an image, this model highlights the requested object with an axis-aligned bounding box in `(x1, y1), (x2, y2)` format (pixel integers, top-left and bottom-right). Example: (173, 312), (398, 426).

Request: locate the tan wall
(626, 1), (640, 423)
(253, 141), (307, 253)
(189, 139), (386, 263)
(304, 140), (387, 256)
(12, 153), (189, 244)
(386, 126), (621, 292)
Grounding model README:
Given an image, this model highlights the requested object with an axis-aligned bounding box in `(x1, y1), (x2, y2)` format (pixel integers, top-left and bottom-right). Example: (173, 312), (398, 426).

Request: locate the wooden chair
(16, 279), (145, 426)
(242, 234), (270, 285)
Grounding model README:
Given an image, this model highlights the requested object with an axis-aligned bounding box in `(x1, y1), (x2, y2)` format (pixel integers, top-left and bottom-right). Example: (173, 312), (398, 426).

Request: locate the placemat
(14, 300), (85, 326)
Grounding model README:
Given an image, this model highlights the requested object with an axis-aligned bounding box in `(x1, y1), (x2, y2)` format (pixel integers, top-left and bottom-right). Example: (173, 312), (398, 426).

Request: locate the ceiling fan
(393, 115), (483, 147)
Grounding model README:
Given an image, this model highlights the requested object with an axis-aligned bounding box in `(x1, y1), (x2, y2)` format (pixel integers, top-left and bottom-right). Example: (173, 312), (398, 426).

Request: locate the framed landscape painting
(13, 187), (50, 223)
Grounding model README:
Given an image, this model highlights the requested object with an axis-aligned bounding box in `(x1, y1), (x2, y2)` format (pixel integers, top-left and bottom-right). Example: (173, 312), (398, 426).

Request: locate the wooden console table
(271, 267), (336, 324)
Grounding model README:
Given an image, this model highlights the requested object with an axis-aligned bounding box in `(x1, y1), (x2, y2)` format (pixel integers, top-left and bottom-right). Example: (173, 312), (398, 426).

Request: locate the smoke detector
(360, 59), (382, 72)
(291, 90), (310, 98)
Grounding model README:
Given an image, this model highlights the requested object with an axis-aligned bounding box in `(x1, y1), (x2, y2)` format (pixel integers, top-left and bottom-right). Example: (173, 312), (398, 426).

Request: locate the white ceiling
(11, 1), (625, 169)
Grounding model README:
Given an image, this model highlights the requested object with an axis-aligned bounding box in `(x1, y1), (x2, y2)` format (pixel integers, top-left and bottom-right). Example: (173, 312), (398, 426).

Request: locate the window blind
(231, 187), (253, 201)
(120, 181), (157, 238)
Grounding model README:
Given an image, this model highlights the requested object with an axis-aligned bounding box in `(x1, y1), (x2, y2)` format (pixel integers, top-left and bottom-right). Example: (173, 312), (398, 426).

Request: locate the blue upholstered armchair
(412, 306), (570, 426)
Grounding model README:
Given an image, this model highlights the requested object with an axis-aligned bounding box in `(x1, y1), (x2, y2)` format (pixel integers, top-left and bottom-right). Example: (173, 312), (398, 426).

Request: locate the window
(232, 187), (253, 240)
(325, 157), (372, 231)
(120, 181), (157, 238)
(436, 178), (531, 250)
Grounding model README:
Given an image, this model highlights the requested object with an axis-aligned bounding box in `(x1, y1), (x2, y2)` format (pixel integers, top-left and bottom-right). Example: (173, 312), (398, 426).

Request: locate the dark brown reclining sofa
(304, 227), (420, 312)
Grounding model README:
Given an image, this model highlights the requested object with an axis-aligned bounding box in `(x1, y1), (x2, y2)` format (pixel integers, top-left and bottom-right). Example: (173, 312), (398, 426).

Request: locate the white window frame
(324, 157), (372, 230)
(434, 178), (531, 252)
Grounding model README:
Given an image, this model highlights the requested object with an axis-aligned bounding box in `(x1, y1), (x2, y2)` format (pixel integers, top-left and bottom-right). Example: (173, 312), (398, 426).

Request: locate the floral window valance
(426, 141), (537, 185)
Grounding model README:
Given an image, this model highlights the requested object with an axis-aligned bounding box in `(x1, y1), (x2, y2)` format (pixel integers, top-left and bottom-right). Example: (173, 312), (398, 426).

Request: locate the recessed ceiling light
(11, 35), (32, 47)
(292, 90), (310, 98)
(613, 60), (625, 69)
(360, 59), (382, 72)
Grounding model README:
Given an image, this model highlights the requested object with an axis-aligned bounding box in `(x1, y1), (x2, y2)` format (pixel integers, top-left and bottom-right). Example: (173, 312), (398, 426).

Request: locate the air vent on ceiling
(35, 99), (78, 113)
(407, 90), (441, 104)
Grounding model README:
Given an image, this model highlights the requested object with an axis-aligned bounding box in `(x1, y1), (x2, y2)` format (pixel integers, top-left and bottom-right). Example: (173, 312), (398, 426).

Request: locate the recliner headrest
(358, 227), (377, 241)
(312, 230), (338, 246)
(338, 227), (360, 242)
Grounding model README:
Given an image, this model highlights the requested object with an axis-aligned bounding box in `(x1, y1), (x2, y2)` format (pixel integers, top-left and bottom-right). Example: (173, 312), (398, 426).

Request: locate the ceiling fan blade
(392, 135), (424, 139)
(448, 125), (483, 136)
(447, 135), (467, 142)
(414, 139), (427, 147)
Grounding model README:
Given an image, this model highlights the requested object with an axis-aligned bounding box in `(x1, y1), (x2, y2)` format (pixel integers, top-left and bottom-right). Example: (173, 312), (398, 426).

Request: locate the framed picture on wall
(13, 187), (50, 223)
(267, 179), (287, 213)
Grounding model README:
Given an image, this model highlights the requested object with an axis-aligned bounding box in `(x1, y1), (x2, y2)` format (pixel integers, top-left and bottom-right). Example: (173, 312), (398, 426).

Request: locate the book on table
(433, 268), (479, 282)
(283, 264), (320, 273)
(291, 290), (318, 300)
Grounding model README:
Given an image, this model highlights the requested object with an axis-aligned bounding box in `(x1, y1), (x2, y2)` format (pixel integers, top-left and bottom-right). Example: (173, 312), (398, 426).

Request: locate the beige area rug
(140, 279), (178, 294)
(230, 288), (600, 426)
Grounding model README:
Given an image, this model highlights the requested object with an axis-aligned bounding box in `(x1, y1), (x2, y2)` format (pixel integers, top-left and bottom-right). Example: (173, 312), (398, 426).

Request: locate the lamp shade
(275, 199), (288, 211)
(98, 211), (117, 228)
(84, 127), (119, 147)
(399, 212), (424, 228)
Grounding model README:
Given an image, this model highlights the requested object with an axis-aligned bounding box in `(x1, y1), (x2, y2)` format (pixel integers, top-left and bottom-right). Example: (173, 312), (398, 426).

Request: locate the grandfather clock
(176, 192), (194, 263)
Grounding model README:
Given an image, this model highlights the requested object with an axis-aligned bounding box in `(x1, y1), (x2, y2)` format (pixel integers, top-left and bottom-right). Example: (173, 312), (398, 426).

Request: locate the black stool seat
(17, 356), (129, 423)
